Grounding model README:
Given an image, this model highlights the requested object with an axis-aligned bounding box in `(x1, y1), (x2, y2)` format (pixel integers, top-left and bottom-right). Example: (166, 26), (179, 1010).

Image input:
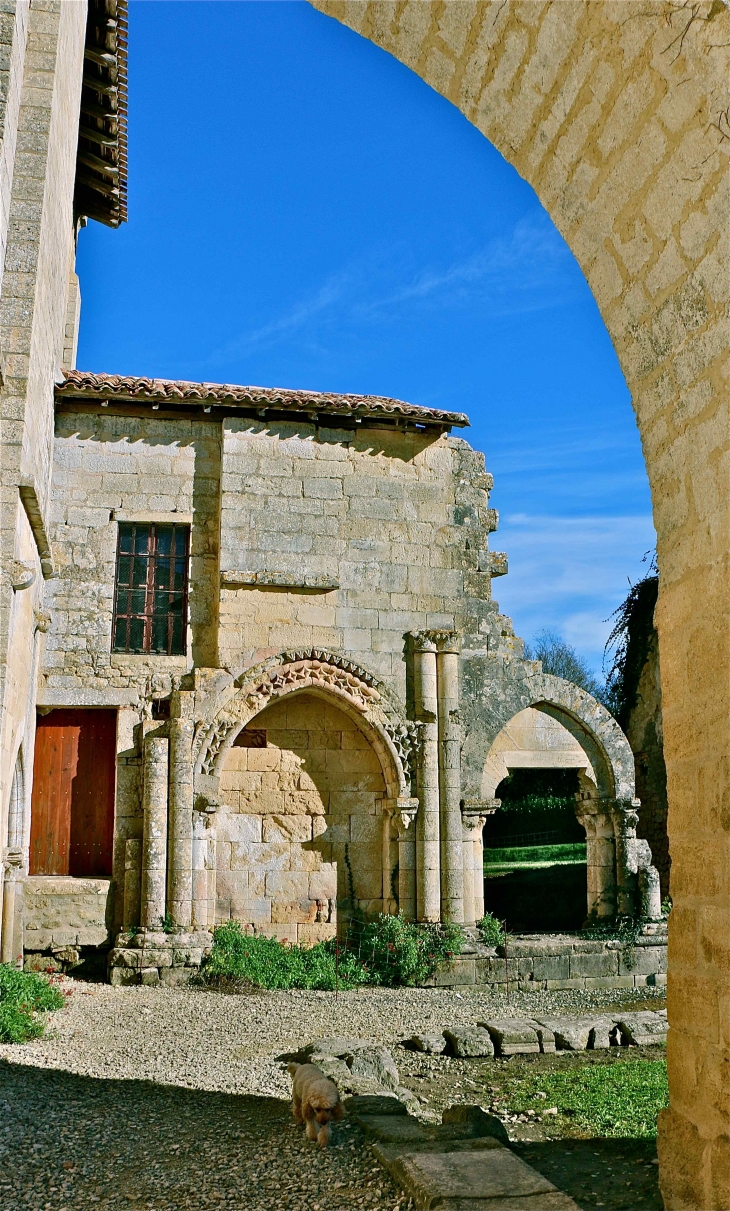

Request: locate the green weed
(477, 912), (505, 947)
(0, 964), (65, 1044)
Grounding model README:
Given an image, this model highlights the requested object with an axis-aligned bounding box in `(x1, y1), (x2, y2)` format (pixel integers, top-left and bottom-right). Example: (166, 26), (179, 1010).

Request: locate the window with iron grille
(112, 523), (189, 655)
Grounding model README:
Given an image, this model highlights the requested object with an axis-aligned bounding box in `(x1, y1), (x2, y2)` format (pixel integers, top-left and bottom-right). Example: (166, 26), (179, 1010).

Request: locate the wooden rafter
(74, 0), (128, 228)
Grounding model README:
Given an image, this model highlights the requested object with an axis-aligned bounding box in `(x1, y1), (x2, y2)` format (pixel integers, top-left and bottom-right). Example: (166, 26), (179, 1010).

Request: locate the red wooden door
(30, 710), (117, 877)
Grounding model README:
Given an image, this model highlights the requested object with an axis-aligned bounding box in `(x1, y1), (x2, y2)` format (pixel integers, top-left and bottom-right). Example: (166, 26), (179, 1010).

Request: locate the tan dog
(287, 1062), (344, 1148)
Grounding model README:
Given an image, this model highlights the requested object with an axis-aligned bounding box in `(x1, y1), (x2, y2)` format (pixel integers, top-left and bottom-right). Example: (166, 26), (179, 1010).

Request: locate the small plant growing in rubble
(0, 964), (65, 1044)
(477, 912), (505, 948)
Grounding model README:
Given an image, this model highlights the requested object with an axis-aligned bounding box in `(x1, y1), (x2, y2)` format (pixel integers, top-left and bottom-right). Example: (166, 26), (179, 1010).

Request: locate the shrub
(201, 923), (369, 991)
(202, 915), (464, 991)
(477, 912), (505, 947)
(353, 913), (464, 987)
(0, 964), (65, 1044)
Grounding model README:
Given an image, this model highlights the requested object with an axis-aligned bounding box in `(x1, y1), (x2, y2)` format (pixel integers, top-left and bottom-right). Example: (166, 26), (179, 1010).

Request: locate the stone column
(394, 797), (418, 921)
(436, 633), (464, 923)
(192, 805), (214, 929)
(461, 799), (498, 925)
(167, 697), (195, 928)
(411, 634), (440, 922)
(0, 851), (23, 965)
(576, 797), (616, 921)
(123, 837), (142, 929)
(612, 801), (643, 917)
(141, 735), (169, 930)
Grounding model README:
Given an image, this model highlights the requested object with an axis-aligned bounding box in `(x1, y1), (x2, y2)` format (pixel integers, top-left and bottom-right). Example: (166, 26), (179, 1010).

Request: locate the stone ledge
(345, 1096), (580, 1211)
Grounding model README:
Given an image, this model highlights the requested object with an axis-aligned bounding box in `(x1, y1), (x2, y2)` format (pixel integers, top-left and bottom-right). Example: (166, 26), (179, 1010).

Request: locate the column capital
(409, 630), (438, 653)
(433, 630), (461, 655)
(461, 813), (486, 838)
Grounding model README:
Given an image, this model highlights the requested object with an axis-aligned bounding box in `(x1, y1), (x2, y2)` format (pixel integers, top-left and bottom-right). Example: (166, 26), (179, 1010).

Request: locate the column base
(108, 927), (213, 987)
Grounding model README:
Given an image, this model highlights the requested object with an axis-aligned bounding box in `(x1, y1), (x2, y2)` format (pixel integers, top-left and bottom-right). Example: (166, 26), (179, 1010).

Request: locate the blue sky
(76, 0), (656, 674)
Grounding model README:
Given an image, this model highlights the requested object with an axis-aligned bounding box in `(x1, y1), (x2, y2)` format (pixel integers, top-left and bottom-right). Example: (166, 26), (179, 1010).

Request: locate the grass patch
(499, 1058), (668, 1138)
(202, 915), (464, 990)
(0, 964), (65, 1043)
(485, 842), (586, 868)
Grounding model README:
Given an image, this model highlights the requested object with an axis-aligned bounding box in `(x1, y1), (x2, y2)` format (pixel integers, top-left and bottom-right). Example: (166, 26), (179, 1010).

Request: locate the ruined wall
(308, 5), (730, 1204)
(626, 629), (669, 899)
(219, 419), (515, 699)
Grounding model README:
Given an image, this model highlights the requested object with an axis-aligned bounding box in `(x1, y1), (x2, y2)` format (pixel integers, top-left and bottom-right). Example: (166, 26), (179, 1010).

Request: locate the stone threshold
(347, 1096), (580, 1210)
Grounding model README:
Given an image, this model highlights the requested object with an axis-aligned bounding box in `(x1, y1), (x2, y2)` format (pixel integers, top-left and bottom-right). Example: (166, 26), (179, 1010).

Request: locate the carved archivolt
(194, 650), (412, 794)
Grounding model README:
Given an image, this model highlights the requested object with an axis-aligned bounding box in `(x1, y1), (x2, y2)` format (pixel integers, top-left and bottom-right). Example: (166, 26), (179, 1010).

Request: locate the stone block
(388, 1143), (567, 1208)
(479, 1018), (540, 1056)
(569, 951), (618, 978)
(108, 947), (140, 969)
(616, 1012), (668, 1046)
(50, 930), (78, 947)
(584, 975), (635, 990)
(443, 1027), (494, 1058)
(139, 948), (173, 968)
(532, 955), (570, 982)
(408, 1033), (448, 1055)
(429, 959), (476, 987)
(24, 953), (62, 973)
(347, 1047), (400, 1091)
(109, 966), (140, 987)
(262, 814), (312, 843)
(140, 967), (160, 986)
(160, 967), (195, 987)
(442, 1104), (510, 1145)
(618, 945), (666, 976)
(172, 948), (203, 967)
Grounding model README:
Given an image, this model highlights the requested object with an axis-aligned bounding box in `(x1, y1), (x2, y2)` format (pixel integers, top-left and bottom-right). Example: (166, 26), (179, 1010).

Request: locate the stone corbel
(8, 560), (35, 591)
(394, 796), (419, 836)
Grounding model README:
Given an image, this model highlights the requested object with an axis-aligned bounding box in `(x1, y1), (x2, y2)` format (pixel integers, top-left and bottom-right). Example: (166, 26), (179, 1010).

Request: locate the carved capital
(461, 797), (500, 816)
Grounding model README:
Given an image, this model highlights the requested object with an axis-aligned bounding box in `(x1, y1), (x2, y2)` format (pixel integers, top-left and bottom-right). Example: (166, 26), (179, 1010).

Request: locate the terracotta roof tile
(56, 370), (469, 428)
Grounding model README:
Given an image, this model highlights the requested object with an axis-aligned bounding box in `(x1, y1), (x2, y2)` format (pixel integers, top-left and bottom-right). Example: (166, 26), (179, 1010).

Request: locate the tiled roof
(56, 371), (470, 428)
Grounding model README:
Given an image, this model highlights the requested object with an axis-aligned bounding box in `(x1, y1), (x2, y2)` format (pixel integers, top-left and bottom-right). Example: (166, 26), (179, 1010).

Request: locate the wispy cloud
(493, 512), (657, 671)
(208, 211), (581, 364)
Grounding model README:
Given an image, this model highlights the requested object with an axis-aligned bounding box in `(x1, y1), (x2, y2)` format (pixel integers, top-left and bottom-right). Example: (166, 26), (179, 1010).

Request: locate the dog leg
(317, 1122), (331, 1149)
(292, 1094), (303, 1124)
(305, 1118), (318, 1141)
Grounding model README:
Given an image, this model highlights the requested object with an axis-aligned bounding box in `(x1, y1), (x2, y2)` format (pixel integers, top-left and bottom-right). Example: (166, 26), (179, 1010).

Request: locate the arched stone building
(0, 4), (726, 1208)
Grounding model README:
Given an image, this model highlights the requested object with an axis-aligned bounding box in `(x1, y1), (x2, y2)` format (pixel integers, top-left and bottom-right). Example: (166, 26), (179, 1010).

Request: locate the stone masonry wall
(44, 410), (221, 695)
(0, 0), (85, 887)
(217, 691), (389, 940)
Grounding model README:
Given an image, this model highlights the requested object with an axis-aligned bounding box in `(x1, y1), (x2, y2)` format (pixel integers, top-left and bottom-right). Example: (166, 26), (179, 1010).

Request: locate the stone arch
(308, 9), (729, 1200)
(194, 654), (415, 937)
(465, 672), (635, 804)
(195, 651), (411, 800)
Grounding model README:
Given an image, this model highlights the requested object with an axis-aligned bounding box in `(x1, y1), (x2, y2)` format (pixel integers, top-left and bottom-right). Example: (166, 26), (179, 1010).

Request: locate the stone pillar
(167, 698), (195, 928)
(192, 804), (216, 929)
(436, 633), (464, 923)
(612, 801), (644, 917)
(123, 837), (142, 929)
(394, 797), (418, 921)
(639, 864), (662, 921)
(461, 799), (498, 925)
(0, 851), (23, 965)
(141, 736), (169, 930)
(411, 634), (440, 922)
(460, 813), (486, 927)
(576, 796), (616, 921)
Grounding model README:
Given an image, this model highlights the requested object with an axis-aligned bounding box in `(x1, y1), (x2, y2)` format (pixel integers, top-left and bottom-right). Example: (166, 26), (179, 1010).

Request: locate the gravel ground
(0, 981), (666, 1210)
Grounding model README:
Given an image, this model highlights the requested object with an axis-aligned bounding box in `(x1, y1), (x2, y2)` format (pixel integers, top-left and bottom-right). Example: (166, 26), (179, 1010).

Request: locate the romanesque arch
(193, 651), (418, 933)
(309, 6), (730, 1202)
